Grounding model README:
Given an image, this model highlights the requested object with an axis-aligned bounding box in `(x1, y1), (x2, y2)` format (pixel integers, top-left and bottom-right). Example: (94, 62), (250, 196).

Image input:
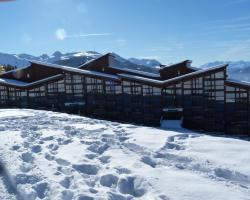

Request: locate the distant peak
(52, 51), (63, 57)
(40, 54), (49, 59)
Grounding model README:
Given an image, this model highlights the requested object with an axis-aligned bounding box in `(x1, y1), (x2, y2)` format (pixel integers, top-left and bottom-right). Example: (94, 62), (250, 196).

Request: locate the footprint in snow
(15, 174), (40, 185)
(98, 156), (111, 164)
(31, 145), (42, 153)
(59, 176), (72, 189)
(87, 142), (109, 155)
(32, 181), (49, 199)
(44, 153), (55, 161)
(21, 152), (34, 163)
(20, 163), (33, 173)
(85, 154), (98, 160)
(47, 143), (59, 152)
(115, 167), (131, 175)
(72, 164), (99, 175)
(117, 175), (148, 198)
(12, 145), (21, 151)
(78, 195), (94, 200)
(61, 190), (74, 200)
(57, 166), (72, 176)
(100, 174), (119, 188)
(141, 156), (157, 168)
(55, 158), (71, 166)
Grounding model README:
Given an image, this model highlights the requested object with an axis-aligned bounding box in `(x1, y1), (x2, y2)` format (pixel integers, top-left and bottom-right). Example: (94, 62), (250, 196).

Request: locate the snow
(119, 73), (163, 85)
(0, 51), (102, 69)
(0, 74), (63, 88)
(226, 79), (250, 88)
(0, 52), (29, 68)
(29, 60), (120, 81)
(119, 64), (227, 86)
(0, 109), (249, 200)
(73, 52), (101, 58)
(111, 66), (160, 78)
(0, 78), (28, 87)
(128, 58), (161, 68)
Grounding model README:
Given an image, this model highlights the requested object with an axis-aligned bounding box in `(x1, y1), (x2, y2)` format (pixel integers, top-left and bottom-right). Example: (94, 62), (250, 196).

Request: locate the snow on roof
(160, 60), (200, 72)
(0, 78), (28, 87)
(163, 64), (227, 84)
(29, 60), (120, 81)
(226, 79), (250, 88)
(79, 53), (160, 79)
(0, 74), (63, 88)
(63, 67), (120, 81)
(1, 61), (226, 88)
(77, 58), (96, 68)
(119, 74), (163, 85)
(119, 64), (227, 86)
(110, 66), (160, 78)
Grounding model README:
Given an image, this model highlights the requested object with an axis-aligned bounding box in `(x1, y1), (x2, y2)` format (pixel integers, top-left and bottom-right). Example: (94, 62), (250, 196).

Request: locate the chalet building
(0, 53), (249, 136)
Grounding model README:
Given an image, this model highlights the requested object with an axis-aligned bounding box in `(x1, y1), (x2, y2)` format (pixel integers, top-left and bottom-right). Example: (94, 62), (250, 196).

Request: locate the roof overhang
(225, 79), (250, 90)
(0, 74), (64, 89)
(29, 60), (120, 82)
(119, 64), (227, 87)
(162, 64), (227, 87)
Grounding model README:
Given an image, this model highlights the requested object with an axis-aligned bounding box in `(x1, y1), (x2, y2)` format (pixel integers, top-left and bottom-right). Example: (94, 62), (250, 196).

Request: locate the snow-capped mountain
(0, 51), (161, 72)
(0, 51), (102, 68)
(128, 57), (161, 68)
(201, 61), (250, 81)
(0, 52), (30, 68)
(107, 53), (159, 73)
(52, 51), (102, 67)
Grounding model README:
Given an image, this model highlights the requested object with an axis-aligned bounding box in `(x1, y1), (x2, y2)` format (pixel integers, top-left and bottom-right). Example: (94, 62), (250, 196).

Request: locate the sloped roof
(0, 74), (64, 89)
(0, 60), (228, 89)
(225, 79), (250, 89)
(119, 64), (227, 87)
(0, 60), (120, 88)
(0, 62), (63, 83)
(29, 60), (120, 81)
(79, 53), (160, 79)
(158, 60), (200, 80)
(79, 53), (110, 69)
(159, 60), (199, 72)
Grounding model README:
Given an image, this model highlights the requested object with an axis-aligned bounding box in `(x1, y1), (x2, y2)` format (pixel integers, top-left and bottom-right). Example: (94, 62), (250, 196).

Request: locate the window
(86, 77), (103, 93)
(106, 81), (116, 94)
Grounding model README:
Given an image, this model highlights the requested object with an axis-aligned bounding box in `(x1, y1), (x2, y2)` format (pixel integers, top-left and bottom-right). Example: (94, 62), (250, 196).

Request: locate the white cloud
(70, 33), (112, 38)
(55, 28), (67, 40)
(55, 28), (112, 41)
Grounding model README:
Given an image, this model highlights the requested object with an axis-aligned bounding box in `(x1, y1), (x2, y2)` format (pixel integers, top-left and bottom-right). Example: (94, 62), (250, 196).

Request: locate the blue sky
(0, 0), (250, 66)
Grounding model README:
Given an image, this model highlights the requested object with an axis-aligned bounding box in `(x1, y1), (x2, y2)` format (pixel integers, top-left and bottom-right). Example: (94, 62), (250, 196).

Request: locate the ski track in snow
(0, 109), (249, 200)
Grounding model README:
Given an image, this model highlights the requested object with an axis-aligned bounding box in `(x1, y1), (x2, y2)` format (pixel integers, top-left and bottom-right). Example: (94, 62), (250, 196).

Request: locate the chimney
(186, 60), (192, 68)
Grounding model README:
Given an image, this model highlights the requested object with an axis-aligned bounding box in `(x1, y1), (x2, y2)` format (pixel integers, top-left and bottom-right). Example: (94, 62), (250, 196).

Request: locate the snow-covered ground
(0, 109), (249, 200)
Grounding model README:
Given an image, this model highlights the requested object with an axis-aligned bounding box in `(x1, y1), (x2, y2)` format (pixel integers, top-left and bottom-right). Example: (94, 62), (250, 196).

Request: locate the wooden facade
(0, 56), (249, 136)
(225, 80), (250, 135)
